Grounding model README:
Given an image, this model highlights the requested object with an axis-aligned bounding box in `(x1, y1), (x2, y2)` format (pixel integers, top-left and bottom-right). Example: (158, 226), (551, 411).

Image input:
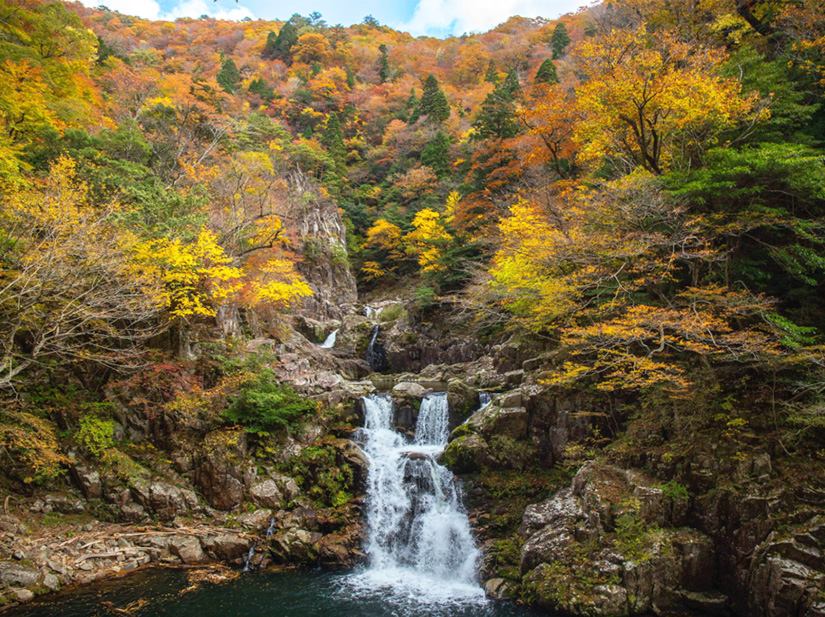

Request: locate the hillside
(1, 0), (825, 615)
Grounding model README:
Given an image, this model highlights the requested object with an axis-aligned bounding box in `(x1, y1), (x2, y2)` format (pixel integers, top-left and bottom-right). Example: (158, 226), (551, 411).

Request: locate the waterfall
(365, 325), (386, 372)
(318, 329), (338, 349)
(478, 392), (492, 409)
(242, 542), (257, 572)
(349, 393), (483, 602)
(414, 393), (450, 446)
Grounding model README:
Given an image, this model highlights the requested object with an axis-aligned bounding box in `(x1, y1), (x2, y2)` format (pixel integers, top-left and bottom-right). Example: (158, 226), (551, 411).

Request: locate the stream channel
(7, 392), (553, 617)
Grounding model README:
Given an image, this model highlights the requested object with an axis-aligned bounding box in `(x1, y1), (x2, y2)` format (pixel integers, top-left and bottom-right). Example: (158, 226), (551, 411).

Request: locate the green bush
(222, 370), (317, 435)
(76, 414), (115, 457)
(378, 304), (405, 322)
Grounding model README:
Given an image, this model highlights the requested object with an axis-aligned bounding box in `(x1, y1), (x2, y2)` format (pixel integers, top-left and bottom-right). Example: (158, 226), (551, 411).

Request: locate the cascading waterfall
(348, 393), (483, 603)
(364, 325), (386, 372)
(318, 329), (338, 349)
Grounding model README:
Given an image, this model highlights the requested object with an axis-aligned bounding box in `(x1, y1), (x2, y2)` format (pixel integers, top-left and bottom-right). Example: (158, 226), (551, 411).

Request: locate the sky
(79, 0), (592, 37)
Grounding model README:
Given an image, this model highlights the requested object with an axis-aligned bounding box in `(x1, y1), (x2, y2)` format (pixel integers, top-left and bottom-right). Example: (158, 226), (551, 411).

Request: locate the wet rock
(391, 382), (427, 399)
(120, 503), (148, 522)
(271, 528), (318, 564)
(484, 578), (513, 599)
(592, 584), (628, 616)
(44, 494), (86, 515)
(42, 573), (60, 591)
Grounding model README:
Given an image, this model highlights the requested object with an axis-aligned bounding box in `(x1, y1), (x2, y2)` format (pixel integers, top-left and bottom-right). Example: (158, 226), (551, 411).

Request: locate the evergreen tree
(261, 31), (278, 60)
(484, 61), (498, 84)
(378, 44), (390, 83)
(216, 57), (240, 93)
(421, 131), (451, 178)
(535, 58), (559, 85)
(419, 74), (450, 124)
(248, 77), (274, 101)
(271, 22), (298, 63)
(472, 69), (522, 140)
(320, 112), (346, 173)
(551, 22), (571, 59)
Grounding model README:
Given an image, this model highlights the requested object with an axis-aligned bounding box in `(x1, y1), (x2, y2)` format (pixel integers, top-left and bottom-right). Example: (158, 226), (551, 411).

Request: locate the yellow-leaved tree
(0, 157), (163, 389)
(487, 172), (784, 392)
(574, 27), (762, 174)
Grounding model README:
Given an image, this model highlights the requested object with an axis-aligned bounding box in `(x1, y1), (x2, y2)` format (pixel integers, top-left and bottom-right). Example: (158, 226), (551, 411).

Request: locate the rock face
(519, 461), (721, 617)
(290, 172), (358, 322)
(193, 429), (248, 511)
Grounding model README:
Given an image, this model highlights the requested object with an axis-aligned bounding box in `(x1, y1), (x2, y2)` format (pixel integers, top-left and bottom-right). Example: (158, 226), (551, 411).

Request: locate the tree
(320, 112), (346, 174)
(404, 207), (453, 275)
(519, 83), (577, 176)
(248, 77), (274, 101)
(484, 61), (499, 84)
(377, 43), (391, 83)
(292, 33), (331, 65)
(419, 74), (450, 124)
(268, 22), (298, 63)
(216, 56), (240, 93)
(420, 131), (451, 177)
(551, 22), (571, 59)
(0, 158), (163, 390)
(575, 27), (760, 174)
(535, 58), (559, 85)
(473, 69), (522, 140)
(261, 31), (279, 60)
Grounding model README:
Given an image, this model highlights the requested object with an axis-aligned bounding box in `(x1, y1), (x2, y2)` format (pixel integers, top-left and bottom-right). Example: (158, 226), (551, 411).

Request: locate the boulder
(484, 578), (513, 600)
(249, 480), (283, 509)
(440, 434), (495, 473)
(168, 536), (206, 564)
(71, 464), (102, 500)
(391, 382), (427, 399)
(0, 563), (40, 587)
(194, 429), (247, 511)
(201, 534), (252, 561)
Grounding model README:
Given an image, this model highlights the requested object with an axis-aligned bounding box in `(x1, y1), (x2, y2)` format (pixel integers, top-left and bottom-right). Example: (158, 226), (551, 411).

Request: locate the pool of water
(6, 567), (550, 617)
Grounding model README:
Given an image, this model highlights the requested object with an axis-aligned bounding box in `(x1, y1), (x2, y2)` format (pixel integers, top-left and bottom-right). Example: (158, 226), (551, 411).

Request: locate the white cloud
(163, 0), (254, 21)
(79, 0), (254, 21)
(401, 0), (590, 36)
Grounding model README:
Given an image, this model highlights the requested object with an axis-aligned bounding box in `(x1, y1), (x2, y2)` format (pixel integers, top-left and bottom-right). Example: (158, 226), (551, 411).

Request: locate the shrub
(222, 370), (317, 434)
(76, 415), (115, 457)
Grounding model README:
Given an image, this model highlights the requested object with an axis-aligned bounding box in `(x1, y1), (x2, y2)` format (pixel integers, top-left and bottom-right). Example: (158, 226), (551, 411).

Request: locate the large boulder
(194, 429), (247, 511)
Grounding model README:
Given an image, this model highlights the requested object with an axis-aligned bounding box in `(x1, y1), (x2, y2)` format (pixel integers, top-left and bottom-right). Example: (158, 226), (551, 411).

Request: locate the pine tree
(484, 61), (499, 84)
(378, 44), (390, 84)
(271, 22), (298, 63)
(216, 57), (240, 93)
(261, 31), (278, 60)
(321, 112), (346, 173)
(535, 58), (559, 85)
(421, 131), (451, 178)
(551, 22), (571, 59)
(472, 69), (522, 140)
(419, 74), (450, 124)
(248, 77), (274, 101)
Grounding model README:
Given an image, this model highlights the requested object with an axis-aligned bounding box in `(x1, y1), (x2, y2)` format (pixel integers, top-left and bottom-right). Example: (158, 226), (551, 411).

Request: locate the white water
(318, 329), (338, 349)
(348, 393), (484, 604)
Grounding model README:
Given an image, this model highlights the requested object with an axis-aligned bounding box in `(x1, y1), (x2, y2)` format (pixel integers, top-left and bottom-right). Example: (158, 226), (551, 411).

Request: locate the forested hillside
(1, 0), (825, 614)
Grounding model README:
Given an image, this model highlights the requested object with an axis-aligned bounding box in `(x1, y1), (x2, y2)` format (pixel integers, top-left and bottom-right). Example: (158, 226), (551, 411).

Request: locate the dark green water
(6, 568), (549, 617)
